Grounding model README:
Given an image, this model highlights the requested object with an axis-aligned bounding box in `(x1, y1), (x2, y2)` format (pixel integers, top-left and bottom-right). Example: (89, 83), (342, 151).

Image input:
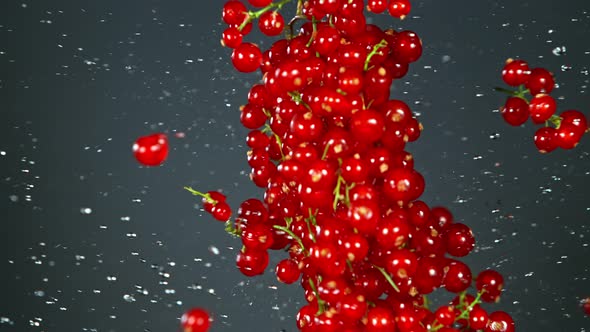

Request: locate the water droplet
(123, 294), (136, 302)
(552, 46), (567, 56)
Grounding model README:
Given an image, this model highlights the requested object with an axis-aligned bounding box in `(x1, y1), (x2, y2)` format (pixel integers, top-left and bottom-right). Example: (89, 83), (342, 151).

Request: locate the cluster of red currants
(182, 1), (517, 331)
(499, 59), (588, 153)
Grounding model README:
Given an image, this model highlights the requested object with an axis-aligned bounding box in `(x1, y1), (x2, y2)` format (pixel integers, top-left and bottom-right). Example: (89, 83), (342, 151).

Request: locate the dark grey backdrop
(1, 0), (589, 331)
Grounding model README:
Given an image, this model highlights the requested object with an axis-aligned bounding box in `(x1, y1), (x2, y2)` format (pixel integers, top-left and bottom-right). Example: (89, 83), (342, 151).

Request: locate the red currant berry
(443, 259), (472, 293)
(222, 1), (247, 25)
(133, 133), (169, 166)
(211, 202), (232, 222)
(236, 247), (269, 277)
(388, 0), (411, 18)
(476, 269), (504, 303)
(469, 306), (489, 330)
(525, 67), (555, 95)
(501, 59), (530, 86)
(258, 11), (285, 36)
(365, 306), (395, 332)
(501, 96), (528, 126)
(181, 308), (211, 332)
(434, 305), (457, 326)
(391, 30), (422, 63)
(556, 123), (582, 150)
(533, 127), (558, 153)
(561, 110), (588, 137)
(368, 0), (388, 14)
(221, 26), (243, 48)
(383, 168), (424, 204)
(275, 259), (300, 284)
(231, 42), (262, 73)
(444, 223), (475, 257)
(529, 94), (556, 124)
(485, 311), (514, 332)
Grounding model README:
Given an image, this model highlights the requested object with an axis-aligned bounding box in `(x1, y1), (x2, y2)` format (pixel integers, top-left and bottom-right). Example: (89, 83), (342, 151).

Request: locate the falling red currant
(181, 308), (211, 332)
(132, 133), (169, 166)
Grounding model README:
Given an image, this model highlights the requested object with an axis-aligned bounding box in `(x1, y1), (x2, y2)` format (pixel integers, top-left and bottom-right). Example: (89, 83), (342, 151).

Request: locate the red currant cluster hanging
(182, 0), (518, 331)
(498, 59), (589, 153)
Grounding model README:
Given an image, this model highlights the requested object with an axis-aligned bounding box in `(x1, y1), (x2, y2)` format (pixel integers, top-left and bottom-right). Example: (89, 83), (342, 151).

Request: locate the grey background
(1, 0), (589, 331)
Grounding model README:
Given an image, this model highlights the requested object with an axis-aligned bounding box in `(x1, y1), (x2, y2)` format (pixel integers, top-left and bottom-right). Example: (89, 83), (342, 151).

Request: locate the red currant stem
(303, 216), (317, 242)
(285, 217), (294, 228)
(238, 0), (293, 31)
(264, 124), (286, 160)
(308, 278), (326, 315)
(548, 114), (562, 128)
(423, 295), (430, 310)
(273, 225), (307, 254)
(456, 291), (484, 320)
(321, 142), (331, 160)
(286, 0), (304, 39)
(493, 86), (529, 102)
(289, 91), (314, 113)
(345, 183), (354, 206)
(184, 186), (217, 204)
(346, 259), (354, 271)
(364, 39), (388, 71)
(307, 208), (318, 226)
(371, 264), (400, 293)
(332, 175), (345, 210)
(224, 220), (242, 238)
(305, 17), (319, 48)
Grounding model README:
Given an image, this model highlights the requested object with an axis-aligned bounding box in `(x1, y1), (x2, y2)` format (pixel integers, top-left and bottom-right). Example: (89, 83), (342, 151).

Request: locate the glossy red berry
(560, 110), (588, 137)
(133, 133), (169, 166)
(443, 260), (472, 293)
(275, 259), (300, 284)
(391, 30), (422, 63)
(501, 97), (528, 126)
(181, 308), (211, 332)
(485, 311), (514, 332)
(469, 306), (489, 330)
(236, 248), (269, 277)
(434, 305), (456, 326)
(529, 94), (556, 124)
(232, 42), (263, 73)
(368, 0), (388, 14)
(526, 67), (555, 95)
(222, 1), (247, 25)
(501, 59), (530, 86)
(533, 127), (558, 153)
(556, 123), (582, 149)
(258, 11), (285, 36)
(476, 269), (504, 303)
(388, 0), (411, 18)
(444, 223), (475, 257)
(222, 26), (243, 48)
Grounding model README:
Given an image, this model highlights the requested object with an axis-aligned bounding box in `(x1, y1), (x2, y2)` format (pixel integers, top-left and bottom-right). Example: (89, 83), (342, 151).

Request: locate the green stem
(273, 225), (307, 254)
(239, 0), (293, 31)
(332, 175), (345, 211)
(371, 264), (400, 293)
(364, 39), (388, 71)
(493, 86), (530, 102)
(428, 291), (484, 332)
(224, 220), (242, 238)
(184, 186), (216, 204)
(308, 278), (326, 315)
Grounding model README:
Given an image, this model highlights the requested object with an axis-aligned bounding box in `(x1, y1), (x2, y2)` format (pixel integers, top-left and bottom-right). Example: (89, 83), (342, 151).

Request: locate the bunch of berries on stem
(498, 58), (588, 153)
(183, 1), (519, 331)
